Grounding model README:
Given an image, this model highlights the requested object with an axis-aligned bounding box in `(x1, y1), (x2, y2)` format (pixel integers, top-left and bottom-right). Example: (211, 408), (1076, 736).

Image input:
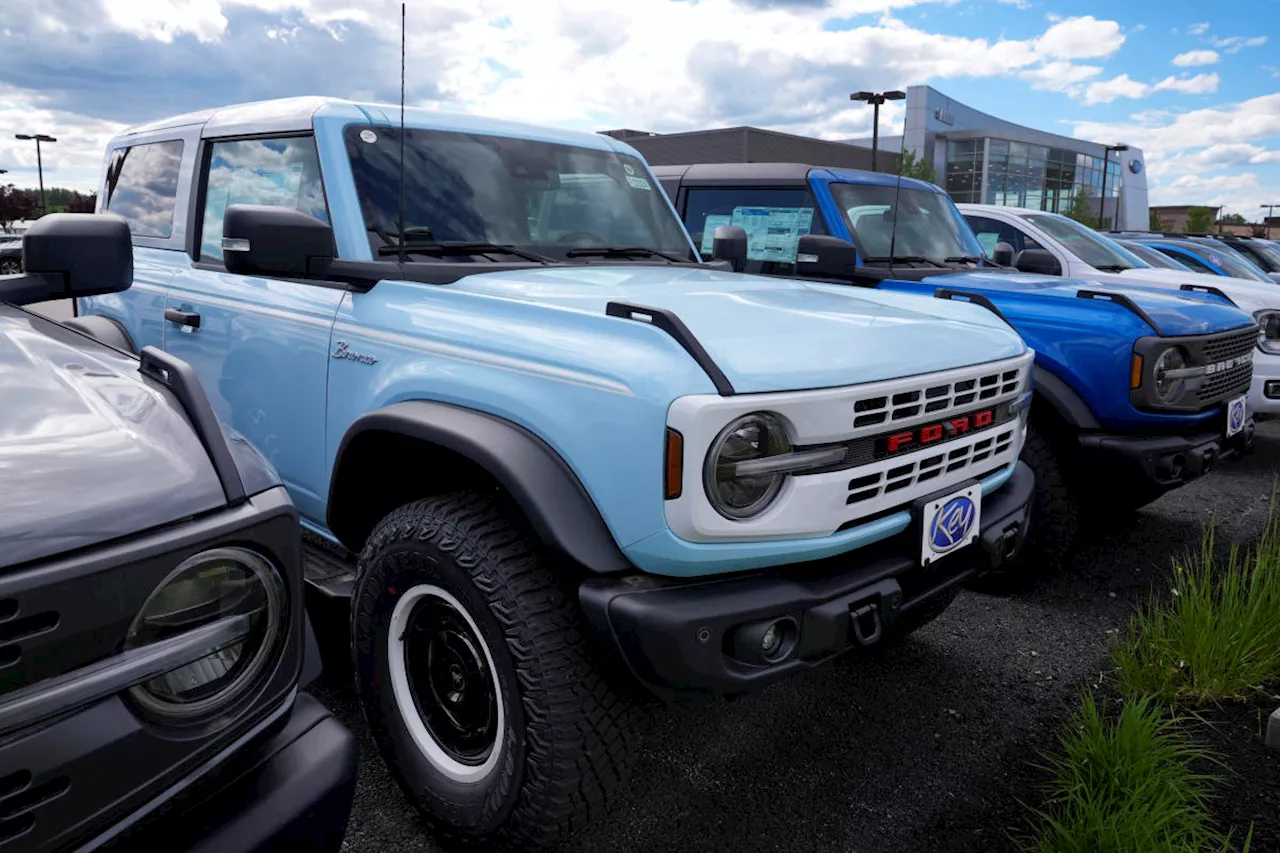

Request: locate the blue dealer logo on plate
(930, 496), (976, 553)
(1230, 400), (1245, 432)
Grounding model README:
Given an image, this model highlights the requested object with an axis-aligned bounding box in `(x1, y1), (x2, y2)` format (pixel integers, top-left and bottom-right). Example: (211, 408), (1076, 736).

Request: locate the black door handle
(164, 308), (201, 329)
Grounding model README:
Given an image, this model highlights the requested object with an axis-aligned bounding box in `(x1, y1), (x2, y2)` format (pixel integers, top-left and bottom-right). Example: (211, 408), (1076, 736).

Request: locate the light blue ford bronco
(80, 97), (1035, 849)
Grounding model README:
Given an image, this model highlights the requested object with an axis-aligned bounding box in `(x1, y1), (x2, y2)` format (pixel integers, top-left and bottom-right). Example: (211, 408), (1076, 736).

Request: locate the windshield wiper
(864, 255), (949, 268)
(1094, 264), (1130, 272)
(945, 255), (988, 265)
(376, 241), (555, 263)
(564, 245), (690, 263)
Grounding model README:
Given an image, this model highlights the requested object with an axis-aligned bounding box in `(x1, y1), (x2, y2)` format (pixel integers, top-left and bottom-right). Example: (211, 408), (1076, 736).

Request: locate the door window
(681, 187), (828, 274)
(963, 215), (1043, 256)
(1158, 247), (1216, 275)
(199, 136), (329, 263)
(105, 140), (184, 239)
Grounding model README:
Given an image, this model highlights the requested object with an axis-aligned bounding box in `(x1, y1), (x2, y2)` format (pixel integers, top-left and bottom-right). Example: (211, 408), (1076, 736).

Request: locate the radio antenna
(397, 1), (407, 265)
(886, 120), (909, 270)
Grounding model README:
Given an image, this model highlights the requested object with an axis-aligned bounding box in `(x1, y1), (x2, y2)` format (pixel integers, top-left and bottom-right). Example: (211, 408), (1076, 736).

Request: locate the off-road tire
(1017, 423), (1079, 567)
(352, 493), (634, 851)
(0, 258), (20, 275)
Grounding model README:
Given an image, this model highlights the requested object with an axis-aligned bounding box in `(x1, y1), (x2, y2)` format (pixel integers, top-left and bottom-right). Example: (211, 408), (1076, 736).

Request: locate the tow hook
(1001, 525), (1020, 561)
(850, 603), (882, 646)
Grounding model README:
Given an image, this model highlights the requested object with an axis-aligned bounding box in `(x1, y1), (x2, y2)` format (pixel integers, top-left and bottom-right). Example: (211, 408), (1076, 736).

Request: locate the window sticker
(731, 206), (815, 262)
(699, 214), (734, 254)
(626, 175), (652, 191)
(360, 129), (378, 144)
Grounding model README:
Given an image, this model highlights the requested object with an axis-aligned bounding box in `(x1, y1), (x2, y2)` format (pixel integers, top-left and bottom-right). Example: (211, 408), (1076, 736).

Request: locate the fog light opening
(1167, 453), (1186, 480)
(730, 616), (799, 665)
(1266, 380), (1280, 400)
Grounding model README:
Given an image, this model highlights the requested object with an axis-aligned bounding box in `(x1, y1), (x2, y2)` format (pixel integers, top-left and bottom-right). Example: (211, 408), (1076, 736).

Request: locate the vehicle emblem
(930, 496), (976, 553)
(331, 340), (378, 365)
(1129, 159), (1143, 175)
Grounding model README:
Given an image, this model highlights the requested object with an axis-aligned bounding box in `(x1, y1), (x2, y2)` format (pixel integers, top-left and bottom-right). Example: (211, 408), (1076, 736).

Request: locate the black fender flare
(327, 401), (632, 574)
(63, 314), (138, 354)
(1033, 365), (1100, 430)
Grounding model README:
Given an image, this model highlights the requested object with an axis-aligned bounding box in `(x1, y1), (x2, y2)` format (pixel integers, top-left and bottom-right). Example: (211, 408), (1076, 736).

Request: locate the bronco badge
(331, 341), (378, 365)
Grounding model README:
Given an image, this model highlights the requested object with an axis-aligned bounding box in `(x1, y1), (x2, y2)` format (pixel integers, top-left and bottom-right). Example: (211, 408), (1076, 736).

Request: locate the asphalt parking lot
(315, 422), (1280, 853)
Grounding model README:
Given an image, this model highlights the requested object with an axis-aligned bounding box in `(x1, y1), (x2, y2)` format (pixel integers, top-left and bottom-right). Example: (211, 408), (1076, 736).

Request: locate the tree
(1149, 208), (1164, 231)
(1183, 206), (1215, 233)
(1219, 212), (1247, 226)
(1062, 187), (1099, 229)
(898, 148), (936, 184)
(0, 185), (36, 232)
(65, 192), (97, 213)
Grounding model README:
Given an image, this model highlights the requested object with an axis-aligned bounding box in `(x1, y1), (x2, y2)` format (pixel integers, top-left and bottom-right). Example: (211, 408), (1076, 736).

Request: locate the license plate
(920, 484), (981, 566)
(1226, 394), (1247, 438)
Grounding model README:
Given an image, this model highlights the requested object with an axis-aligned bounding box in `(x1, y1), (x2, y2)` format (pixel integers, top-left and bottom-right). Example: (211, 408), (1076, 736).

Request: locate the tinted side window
(964, 215), (1042, 256)
(105, 140), (184, 239)
(1160, 247), (1214, 275)
(199, 136), (328, 263)
(682, 187), (828, 275)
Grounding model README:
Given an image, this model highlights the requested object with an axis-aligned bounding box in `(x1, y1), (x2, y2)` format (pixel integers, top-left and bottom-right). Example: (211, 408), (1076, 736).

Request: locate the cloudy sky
(1, 0), (1278, 216)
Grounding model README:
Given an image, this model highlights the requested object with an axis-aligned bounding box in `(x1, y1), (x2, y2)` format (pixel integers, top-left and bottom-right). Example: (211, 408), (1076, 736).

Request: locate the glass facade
(944, 137), (1120, 213)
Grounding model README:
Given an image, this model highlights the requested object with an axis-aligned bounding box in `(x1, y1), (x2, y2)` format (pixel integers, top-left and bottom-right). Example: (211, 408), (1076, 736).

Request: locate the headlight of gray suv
(1255, 310), (1280, 354)
(704, 412), (847, 520)
(125, 547), (285, 723)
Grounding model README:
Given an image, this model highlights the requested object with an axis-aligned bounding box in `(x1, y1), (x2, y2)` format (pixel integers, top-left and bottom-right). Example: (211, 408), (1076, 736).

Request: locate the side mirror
(222, 204), (335, 278)
(795, 234), (860, 279)
(992, 241), (1014, 267)
(1014, 248), (1062, 277)
(0, 213), (133, 306)
(711, 225), (748, 272)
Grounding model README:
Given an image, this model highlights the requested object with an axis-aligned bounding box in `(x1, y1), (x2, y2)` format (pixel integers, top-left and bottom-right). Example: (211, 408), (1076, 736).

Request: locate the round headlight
(1153, 347), (1187, 401)
(126, 548), (285, 722)
(704, 412), (791, 519)
(1255, 310), (1280, 354)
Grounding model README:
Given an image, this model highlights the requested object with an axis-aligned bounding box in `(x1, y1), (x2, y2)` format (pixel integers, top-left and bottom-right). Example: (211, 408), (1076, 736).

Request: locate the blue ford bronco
(1, 214), (356, 852)
(653, 163), (1258, 561)
(80, 97), (1035, 849)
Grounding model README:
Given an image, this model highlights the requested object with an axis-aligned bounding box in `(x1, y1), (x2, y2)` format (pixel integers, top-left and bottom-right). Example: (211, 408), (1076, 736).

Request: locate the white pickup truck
(959, 203), (1280, 416)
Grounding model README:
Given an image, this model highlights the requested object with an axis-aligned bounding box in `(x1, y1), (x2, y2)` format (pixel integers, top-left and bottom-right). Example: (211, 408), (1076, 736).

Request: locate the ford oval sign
(1129, 159), (1143, 175)
(930, 496), (977, 553)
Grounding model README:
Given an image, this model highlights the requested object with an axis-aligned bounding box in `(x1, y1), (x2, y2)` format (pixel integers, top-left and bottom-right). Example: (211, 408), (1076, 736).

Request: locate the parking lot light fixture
(15, 133), (57, 216)
(850, 90), (906, 173)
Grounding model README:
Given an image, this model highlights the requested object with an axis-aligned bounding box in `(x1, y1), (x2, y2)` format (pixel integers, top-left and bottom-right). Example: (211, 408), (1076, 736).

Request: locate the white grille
(851, 366), (1026, 432)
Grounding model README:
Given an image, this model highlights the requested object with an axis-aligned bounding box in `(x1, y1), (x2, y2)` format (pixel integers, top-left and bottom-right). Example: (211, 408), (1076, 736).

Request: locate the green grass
(1019, 693), (1247, 853)
(1113, 506), (1280, 705)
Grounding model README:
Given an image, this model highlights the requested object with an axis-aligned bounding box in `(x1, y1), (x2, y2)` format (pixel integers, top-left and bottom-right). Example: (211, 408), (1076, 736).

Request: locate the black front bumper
(1078, 419), (1254, 487)
(581, 461), (1033, 696)
(100, 694), (357, 853)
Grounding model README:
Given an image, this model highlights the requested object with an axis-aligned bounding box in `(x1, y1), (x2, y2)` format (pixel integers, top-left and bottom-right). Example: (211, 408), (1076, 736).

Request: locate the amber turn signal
(1130, 353), (1143, 389)
(664, 428), (683, 499)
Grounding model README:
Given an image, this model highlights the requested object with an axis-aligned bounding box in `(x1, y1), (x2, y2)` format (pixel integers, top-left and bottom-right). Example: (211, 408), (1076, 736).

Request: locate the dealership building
(605, 85), (1149, 231)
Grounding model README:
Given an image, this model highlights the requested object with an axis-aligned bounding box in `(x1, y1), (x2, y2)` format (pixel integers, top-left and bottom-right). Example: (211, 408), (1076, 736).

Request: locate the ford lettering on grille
(880, 408), (995, 455)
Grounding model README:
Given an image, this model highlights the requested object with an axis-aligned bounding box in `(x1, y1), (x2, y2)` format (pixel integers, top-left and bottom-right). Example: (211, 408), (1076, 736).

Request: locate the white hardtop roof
(110, 96), (621, 153)
(956, 203), (1049, 217)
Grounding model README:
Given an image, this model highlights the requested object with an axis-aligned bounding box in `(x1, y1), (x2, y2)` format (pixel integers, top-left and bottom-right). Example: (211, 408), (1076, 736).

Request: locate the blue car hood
(926, 271), (1254, 336)
(449, 265), (1026, 393)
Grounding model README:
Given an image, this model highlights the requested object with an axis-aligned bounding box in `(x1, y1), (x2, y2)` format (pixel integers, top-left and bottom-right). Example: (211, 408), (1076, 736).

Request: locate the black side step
(303, 541), (357, 600)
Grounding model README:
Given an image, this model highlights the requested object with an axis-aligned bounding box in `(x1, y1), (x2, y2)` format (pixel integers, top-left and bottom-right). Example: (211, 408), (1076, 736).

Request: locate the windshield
(1187, 241), (1274, 282)
(830, 183), (985, 262)
(1242, 242), (1280, 272)
(1118, 240), (1190, 270)
(345, 125), (696, 263)
(1021, 213), (1148, 271)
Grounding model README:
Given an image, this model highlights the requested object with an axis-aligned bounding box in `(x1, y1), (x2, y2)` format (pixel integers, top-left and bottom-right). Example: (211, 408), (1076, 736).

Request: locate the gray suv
(0, 214), (356, 852)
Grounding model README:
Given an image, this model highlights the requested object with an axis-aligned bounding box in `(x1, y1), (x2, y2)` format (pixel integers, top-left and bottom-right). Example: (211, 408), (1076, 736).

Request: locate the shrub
(1020, 693), (1246, 853)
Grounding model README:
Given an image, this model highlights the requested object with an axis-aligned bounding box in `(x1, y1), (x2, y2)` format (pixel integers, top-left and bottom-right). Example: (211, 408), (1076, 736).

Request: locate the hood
(0, 306), (226, 569)
(927, 271), (1255, 337)
(1116, 267), (1280, 314)
(448, 265), (1026, 393)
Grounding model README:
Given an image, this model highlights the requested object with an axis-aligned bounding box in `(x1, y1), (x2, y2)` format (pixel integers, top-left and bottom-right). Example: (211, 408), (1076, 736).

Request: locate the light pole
(850, 90), (906, 173)
(1097, 143), (1128, 229)
(1263, 204), (1279, 239)
(15, 133), (56, 216)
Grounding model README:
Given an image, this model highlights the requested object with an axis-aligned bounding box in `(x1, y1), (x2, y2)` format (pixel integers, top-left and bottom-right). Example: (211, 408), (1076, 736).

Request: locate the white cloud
(1188, 21), (1210, 35)
(1021, 60), (1102, 93)
(1034, 15), (1125, 60)
(1172, 49), (1219, 67)
(1179, 143), (1280, 172)
(101, 0), (228, 43)
(1210, 34), (1268, 53)
(1083, 74), (1150, 104)
(1081, 71), (1218, 104)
